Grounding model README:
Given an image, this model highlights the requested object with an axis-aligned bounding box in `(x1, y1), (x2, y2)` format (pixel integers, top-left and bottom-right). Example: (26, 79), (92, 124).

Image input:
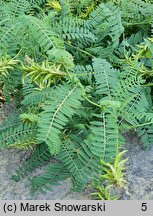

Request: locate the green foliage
(37, 83), (84, 155)
(47, 48), (74, 70)
(91, 150), (128, 200)
(0, 56), (21, 102)
(88, 2), (124, 58)
(92, 58), (120, 98)
(0, 0), (153, 195)
(99, 150), (128, 187)
(0, 56), (19, 77)
(0, 122), (37, 149)
(89, 111), (124, 161)
(30, 163), (70, 193)
(91, 185), (119, 200)
(20, 113), (39, 123)
(54, 16), (96, 46)
(12, 143), (52, 181)
(21, 86), (52, 106)
(22, 61), (66, 88)
(137, 124), (153, 149)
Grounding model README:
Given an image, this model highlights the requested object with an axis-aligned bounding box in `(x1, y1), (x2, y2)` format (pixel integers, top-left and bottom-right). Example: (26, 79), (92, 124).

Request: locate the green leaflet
(0, 122), (37, 149)
(0, 56), (19, 77)
(12, 143), (52, 181)
(92, 58), (119, 99)
(47, 48), (74, 70)
(22, 61), (66, 88)
(54, 16), (96, 47)
(56, 137), (99, 191)
(89, 111), (124, 162)
(72, 64), (93, 83)
(22, 87), (52, 106)
(21, 15), (56, 52)
(137, 124), (153, 149)
(115, 70), (150, 126)
(88, 2), (124, 58)
(37, 82), (84, 155)
(0, 0), (32, 20)
(30, 163), (70, 193)
(30, 134), (99, 192)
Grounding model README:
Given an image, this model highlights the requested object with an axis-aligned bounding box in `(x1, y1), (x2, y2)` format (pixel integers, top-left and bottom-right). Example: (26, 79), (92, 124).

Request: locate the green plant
(0, 0), (153, 195)
(91, 185), (119, 200)
(99, 150), (128, 187)
(90, 150), (127, 200)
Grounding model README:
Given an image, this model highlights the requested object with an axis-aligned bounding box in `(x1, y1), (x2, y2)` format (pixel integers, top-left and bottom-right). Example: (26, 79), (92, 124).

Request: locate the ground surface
(0, 103), (153, 200)
(0, 148), (91, 200)
(124, 132), (153, 200)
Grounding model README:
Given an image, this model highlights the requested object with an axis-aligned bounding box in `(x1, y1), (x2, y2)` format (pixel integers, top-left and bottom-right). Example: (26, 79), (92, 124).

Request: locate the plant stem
(125, 21), (152, 26)
(65, 41), (95, 58)
(128, 121), (153, 129)
(83, 95), (102, 108)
